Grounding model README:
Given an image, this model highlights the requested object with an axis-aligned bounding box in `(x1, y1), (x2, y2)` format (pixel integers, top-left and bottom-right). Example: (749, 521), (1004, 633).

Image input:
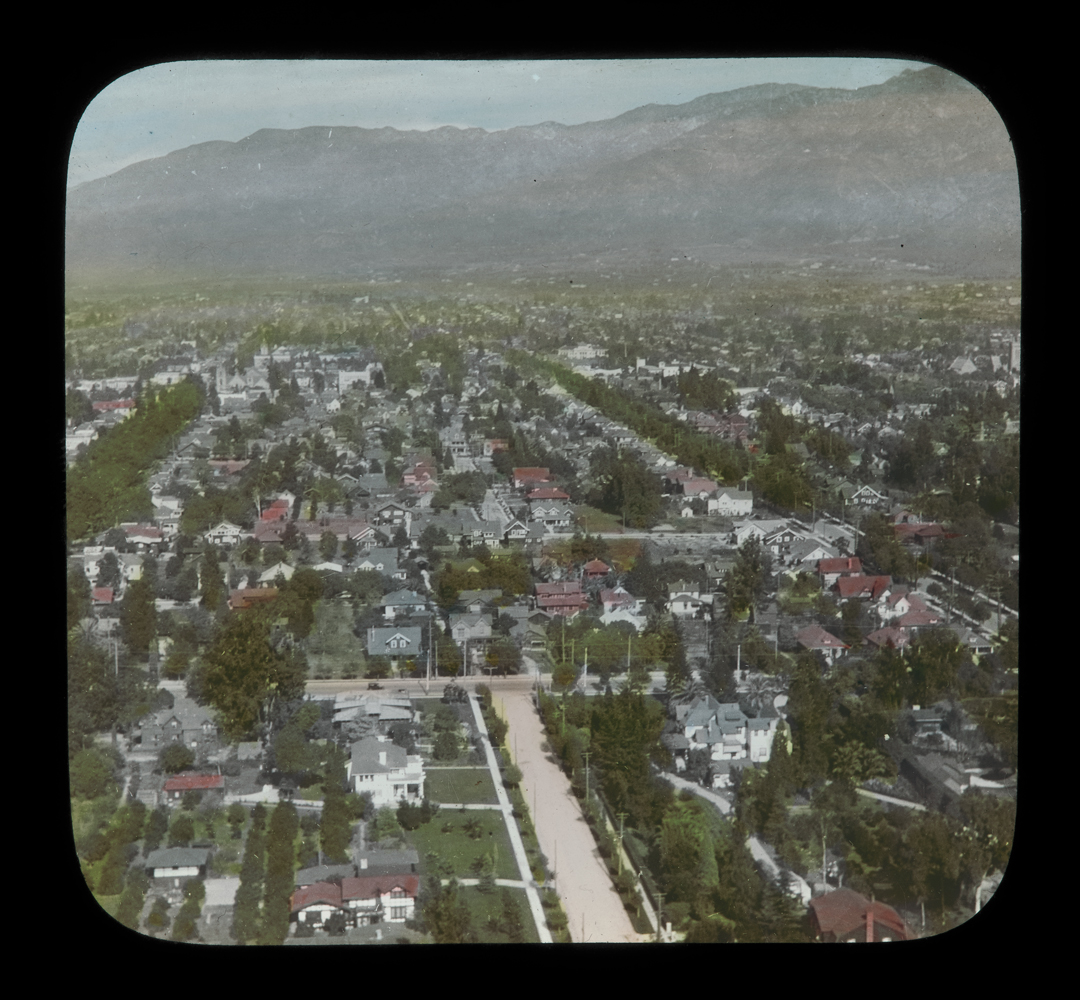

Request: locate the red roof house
(163, 772), (225, 800)
(513, 467), (551, 488)
(796, 625), (850, 662)
(527, 487), (571, 501)
(583, 559), (611, 579)
(836, 575), (893, 602)
(807, 888), (916, 942)
(818, 557), (862, 585)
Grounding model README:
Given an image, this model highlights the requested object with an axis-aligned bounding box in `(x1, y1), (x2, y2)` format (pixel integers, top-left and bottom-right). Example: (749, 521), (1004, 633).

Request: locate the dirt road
(496, 684), (645, 944)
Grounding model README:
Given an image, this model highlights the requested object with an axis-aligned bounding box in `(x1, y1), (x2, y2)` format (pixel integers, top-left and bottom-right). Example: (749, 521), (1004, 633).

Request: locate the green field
(408, 809), (520, 881)
(424, 768), (499, 805)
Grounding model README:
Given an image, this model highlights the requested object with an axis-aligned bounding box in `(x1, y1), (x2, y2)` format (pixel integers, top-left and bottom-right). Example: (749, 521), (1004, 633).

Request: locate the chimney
(379, 751), (387, 766)
(360, 857), (368, 870)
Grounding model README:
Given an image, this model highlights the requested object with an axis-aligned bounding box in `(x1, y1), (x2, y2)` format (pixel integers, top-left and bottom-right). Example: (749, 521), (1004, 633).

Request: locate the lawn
(424, 768), (499, 805)
(458, 885), (540, 943)
(407, 809), (520, 880)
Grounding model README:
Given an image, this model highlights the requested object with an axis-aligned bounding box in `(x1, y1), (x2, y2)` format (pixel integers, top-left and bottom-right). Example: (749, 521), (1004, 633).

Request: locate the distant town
(67, 272), (1018, 943)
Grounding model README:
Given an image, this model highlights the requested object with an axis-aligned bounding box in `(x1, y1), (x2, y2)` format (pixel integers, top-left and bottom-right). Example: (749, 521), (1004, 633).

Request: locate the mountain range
(65, 66), (1021, 284)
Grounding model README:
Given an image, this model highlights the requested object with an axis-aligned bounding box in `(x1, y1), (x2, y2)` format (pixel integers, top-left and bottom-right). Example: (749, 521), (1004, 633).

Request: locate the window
(391, 907), (407, 920)
(391, 888), (406, 898)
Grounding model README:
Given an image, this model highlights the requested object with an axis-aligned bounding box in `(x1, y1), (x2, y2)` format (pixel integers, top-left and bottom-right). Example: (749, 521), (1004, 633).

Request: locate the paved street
(496, 668), (646, 943)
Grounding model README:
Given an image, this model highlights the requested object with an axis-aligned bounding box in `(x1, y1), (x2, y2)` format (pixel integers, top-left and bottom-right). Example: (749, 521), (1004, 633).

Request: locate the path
(464, 693), (552, 944)
(497, 671), (645, 943)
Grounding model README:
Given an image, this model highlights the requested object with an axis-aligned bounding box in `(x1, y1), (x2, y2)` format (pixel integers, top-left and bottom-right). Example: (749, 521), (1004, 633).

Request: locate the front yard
(407, 808), (520, 881)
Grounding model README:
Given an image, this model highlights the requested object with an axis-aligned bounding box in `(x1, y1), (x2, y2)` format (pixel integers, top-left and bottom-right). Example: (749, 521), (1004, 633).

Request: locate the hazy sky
(67, 58), (934, 189)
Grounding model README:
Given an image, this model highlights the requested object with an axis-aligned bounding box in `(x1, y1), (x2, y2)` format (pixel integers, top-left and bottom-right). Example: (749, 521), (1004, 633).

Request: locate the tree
(69, 747), (115, 799)
(319, 530), (339, 562)
(159, 742), (196, 774)
(199, 607), (308, 741)
(659, 798), (719, 904)
(419, 877), (476, 943)
(119, 576), (157, 656)
(68, 567), (91, 632)
(96, 551), (122, 592)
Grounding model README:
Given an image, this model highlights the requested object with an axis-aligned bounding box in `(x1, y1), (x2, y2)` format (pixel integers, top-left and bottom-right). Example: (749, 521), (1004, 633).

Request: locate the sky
(67, 57), (934, 189)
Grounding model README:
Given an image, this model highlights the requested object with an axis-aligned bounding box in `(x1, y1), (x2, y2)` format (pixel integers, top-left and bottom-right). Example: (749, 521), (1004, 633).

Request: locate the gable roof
(808, 888), (915, 941)
(341, 874), (420, 901)
(145, 847), (211, 869)
(350, 737), (408, 774)
(796, 625), (849, 650)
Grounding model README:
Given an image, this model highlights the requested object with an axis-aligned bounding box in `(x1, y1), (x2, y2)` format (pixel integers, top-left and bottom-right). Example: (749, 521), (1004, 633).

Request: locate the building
(807, 888), (916, 942)
(346, 737), (425, 808)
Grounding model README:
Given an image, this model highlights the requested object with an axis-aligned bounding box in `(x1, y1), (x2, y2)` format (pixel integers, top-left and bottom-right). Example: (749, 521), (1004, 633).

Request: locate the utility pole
(655, 892), (665, 942)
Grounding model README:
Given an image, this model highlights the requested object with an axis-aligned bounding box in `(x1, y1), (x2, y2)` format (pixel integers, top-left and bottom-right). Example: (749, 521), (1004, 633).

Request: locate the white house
(346, 737), (425, 808)
(709, 489), (753, 517)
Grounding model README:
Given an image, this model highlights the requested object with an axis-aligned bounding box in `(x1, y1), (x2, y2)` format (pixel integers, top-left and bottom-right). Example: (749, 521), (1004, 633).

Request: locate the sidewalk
(465, 693), (553, 944)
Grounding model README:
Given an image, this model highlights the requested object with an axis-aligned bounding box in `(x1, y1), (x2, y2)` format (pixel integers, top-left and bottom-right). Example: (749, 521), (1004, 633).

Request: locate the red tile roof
(163, 772), (225, 792)
(92, 587), (114, 603)
(341, 874), (420, 901)
(583, 559), (611, 574)
(291, 881), (343, 912)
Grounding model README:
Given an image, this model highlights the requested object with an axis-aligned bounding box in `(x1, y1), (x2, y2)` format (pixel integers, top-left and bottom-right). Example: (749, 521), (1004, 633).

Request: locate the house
(162, 771), (225, 803)
(748, 714), (780, 763)
(850, 485), (888, 508)
(145, 847), (210, 886)
(583, 559), (611, 580)
(382, 589), (427, 620)
(137, 705), (219, 752)
(864, 626), (910, 652)
(449, 613), (493, 647)
(709, 489), (753, 517)
(535, 581), (589, 618)
(796, 625), (850, 663)
(668, 581), (704, 617)
(513, 467), (551, 489)
(807, 888), (916, 942)
(228, 587), (279, 610)
(204, 521), (246, 547)
(346, 737), (425, 808)
(835, 574), (893, 603)
(366, 627), (423, 659)
(599, 587), (640, 614)
(818, 557), (863, 587)
(342, 874), (421, 925)
(527, 486), (571, 502)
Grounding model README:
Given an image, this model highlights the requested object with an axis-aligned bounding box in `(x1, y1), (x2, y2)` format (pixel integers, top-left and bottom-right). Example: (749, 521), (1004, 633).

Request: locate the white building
(346, 737), (425, 808)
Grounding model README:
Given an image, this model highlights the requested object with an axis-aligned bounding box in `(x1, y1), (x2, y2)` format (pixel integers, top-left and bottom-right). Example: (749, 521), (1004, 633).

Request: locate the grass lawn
(573, 505), (625, 533)
(408, 810), (519, 880)
(424, 768), (499, 805)
(458, 885), (540, 943)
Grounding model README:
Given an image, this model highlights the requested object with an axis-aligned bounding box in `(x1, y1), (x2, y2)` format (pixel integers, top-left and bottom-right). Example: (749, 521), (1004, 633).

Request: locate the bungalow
(145, 847), (210, 886)
(204, 521), (246, 547)
(162, 771), (225, 803)
(346, 737), (425, 808)
(808, 888), (916, 942)
(796, 625), (850, 664)
(367, 627), (423, 659)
